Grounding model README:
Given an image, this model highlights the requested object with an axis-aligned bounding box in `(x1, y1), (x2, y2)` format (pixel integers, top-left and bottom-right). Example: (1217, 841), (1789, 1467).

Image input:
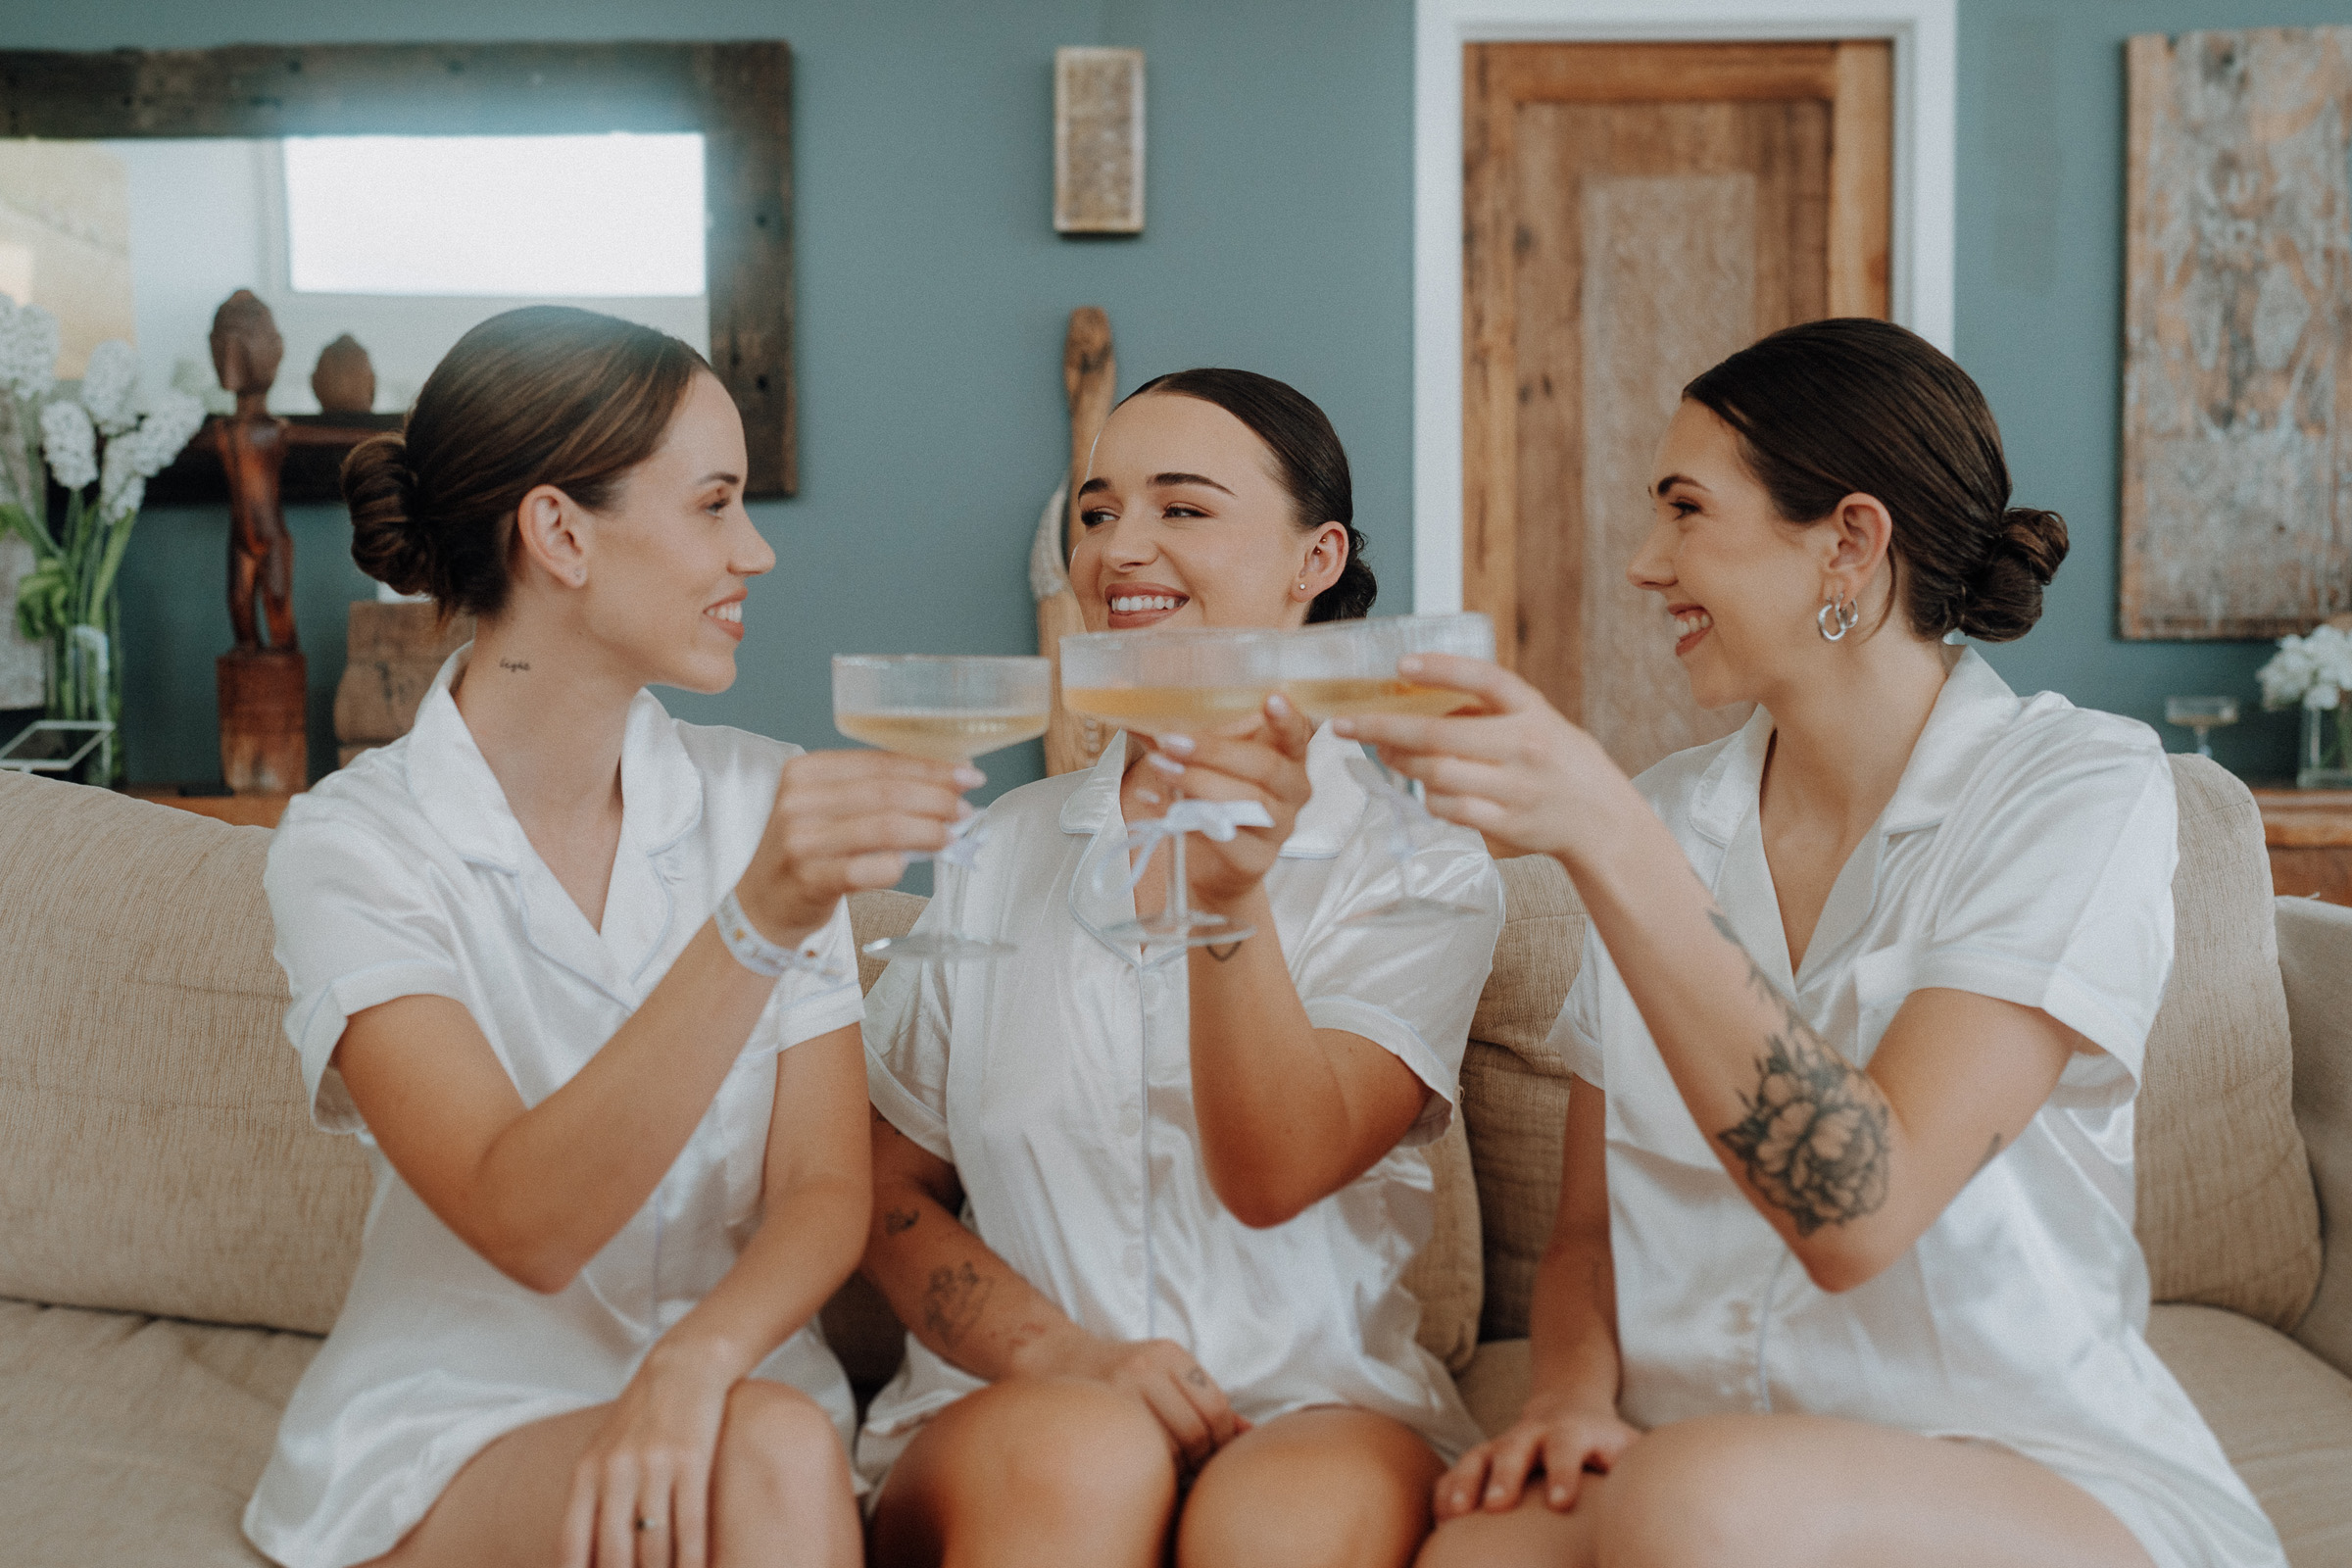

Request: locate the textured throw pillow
(1461, 855), (1588, 1342)
(0, 773), (369, 1335)
(2136, 757), (2322, 1330)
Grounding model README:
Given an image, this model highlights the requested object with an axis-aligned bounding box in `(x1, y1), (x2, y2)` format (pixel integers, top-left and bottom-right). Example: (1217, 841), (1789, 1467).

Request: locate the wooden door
(1463, 41), (1892, 775)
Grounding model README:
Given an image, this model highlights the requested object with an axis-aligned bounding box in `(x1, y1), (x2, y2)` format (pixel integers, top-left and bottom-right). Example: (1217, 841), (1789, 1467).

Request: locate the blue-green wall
(6, 0), (2341, 793)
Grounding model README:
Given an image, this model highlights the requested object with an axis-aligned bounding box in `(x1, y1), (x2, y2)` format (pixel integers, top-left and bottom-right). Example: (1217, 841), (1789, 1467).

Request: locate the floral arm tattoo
(1708, 910), (1892, 1237)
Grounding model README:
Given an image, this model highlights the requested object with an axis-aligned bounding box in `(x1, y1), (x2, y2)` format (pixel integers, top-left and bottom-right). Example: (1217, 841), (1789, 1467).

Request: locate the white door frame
(1410, 0), (1958, 612)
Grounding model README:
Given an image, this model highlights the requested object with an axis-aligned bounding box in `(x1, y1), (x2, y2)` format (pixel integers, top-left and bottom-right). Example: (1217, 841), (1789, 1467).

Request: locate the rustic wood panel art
(1464, 41), (1889, 776)
(2122, 27), (2352, 639)
(0, 41), (799, 496)
(1054, 47), (1145, 234)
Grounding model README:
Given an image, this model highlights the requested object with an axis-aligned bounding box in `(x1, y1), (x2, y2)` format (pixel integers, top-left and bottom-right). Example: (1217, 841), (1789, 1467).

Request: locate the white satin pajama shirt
(857, 728), (1502, 1492)
(244, 648), (866, 1568)
(1553, 651), (2283, 1568)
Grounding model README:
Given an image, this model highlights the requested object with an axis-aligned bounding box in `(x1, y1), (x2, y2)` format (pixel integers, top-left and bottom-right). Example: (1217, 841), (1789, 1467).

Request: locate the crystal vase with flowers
(0, 297), (206, 785)
(2257, 621), (2352, 790)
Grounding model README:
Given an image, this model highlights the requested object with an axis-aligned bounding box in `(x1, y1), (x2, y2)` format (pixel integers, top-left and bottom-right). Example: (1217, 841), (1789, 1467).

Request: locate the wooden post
(332, 601), (474, 768)
(1040, 307), (1116, 776)
(218, 648), (306, 795)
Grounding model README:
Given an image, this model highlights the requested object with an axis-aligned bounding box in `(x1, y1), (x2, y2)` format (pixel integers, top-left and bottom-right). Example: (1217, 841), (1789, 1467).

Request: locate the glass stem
(1164, 784), (1192, 934)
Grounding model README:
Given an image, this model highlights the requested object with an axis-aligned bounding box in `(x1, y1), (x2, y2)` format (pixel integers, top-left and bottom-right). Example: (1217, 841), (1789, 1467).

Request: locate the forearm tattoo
(882, 1207), (919, 1236)
(1708, 911), (1891, 1236)
(921, 1260), (993, 1348)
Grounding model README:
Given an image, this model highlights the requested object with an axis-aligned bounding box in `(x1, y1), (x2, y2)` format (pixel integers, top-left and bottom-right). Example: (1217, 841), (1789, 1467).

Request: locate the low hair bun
(343, 432), (435, 600)
(1957, 507), (2068, 643)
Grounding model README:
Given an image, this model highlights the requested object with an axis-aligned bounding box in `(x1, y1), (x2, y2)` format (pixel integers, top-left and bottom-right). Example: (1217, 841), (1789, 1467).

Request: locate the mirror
(2, 133), (710, 425)
(0, 40), (794, 492)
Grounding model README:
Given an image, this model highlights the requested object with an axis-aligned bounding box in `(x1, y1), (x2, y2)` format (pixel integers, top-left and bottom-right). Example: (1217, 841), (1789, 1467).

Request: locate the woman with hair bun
(1346, 319), (2284, 1568)
(245, 306), (967, 1568)
(856, 368), (1501, 1568)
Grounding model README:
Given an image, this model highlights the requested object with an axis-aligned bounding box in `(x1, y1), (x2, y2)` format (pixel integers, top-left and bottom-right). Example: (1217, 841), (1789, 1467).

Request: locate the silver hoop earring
(1816, 593), (1859, 642)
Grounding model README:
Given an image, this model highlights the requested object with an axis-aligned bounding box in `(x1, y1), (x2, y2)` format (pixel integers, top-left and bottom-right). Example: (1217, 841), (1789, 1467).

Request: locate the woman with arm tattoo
(855, 369), (1504, 1568)
(1348, 320), (2283, 1568)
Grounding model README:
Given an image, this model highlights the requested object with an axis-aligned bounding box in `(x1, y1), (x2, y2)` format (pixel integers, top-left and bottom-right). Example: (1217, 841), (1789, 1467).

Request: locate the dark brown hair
(345, 306), (710, 618)
(1682, 318), (2065, 644)
(1123, 368), (1375, 622)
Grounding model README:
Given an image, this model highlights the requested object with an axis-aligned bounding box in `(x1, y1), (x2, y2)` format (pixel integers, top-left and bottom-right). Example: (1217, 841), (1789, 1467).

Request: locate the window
(281, 133), (705, 297)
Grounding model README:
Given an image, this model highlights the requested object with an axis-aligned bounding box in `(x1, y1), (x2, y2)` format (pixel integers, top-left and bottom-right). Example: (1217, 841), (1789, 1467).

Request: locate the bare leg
(1417, 1414), (2157, 1568)
(1176, 1406), (1443, 1568)
(867, 1377), (1178, 1568)
(368, 1380), (858, 1568)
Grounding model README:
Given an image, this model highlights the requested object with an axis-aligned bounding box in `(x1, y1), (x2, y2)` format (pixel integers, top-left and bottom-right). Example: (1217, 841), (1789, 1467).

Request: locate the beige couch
(4, 756), (2351, 1566)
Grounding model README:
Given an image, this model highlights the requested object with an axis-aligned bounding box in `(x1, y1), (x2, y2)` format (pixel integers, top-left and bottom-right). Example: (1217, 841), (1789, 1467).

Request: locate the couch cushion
(836, 889), (1486, 1378)
(2136, 759), (2322, 1330)
(2144, 1302), (2352, 1567)
(1461, 855), (1587, 1341)
(0, 774), (368, 1336)
(2277, 893), (2352, 1381)
(0, 1297), (317, 1566)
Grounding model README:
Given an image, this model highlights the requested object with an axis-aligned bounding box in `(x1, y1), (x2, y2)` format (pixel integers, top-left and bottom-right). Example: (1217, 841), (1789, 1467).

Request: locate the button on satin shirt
(858, 728), (1502, 1489)
(1554, 652), (2282, 1568)
(244, 648), (866, 1568)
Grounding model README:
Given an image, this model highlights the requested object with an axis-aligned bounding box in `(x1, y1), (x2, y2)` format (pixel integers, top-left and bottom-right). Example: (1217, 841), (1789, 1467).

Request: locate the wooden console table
(125, 785), (293, 830)
(2251, 787), (2352, 906)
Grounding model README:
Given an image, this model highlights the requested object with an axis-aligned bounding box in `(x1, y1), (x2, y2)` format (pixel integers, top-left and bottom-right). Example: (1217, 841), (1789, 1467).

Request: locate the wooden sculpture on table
(211, 290), (307, 796)
(206, 293), (384, 794)
(1036, 306), (1117, 775)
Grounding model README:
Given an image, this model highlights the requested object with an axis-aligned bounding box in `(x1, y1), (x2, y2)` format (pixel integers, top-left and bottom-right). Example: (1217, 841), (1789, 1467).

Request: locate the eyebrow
(1654, 473), (1707, 497)
(1078, 475), (1112, 498)
(1151, 471), (1234, 495)
(698, 470), (743, 488)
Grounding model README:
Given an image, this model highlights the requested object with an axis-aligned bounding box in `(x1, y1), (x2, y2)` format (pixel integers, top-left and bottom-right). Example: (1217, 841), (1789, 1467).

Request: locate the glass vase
(44, 591), (122, 786)
(2298, 703), (2352, 790)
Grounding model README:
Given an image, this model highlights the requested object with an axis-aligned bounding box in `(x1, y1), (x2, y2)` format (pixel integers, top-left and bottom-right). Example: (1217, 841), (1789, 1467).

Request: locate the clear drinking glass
(832, 654), (1052, 963)
(1059, 626), (1289, 957)
(1284, 612), (1496, 925)
(2163, 695), (2239, 760)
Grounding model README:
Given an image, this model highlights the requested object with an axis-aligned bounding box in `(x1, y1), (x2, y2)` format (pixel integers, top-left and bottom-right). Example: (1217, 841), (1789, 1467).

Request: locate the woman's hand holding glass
(1146, 692), (1314, 908)
(1432, 1389), (1641, 1521)
(1332, 653), (1622, 863)
(732, 748), (977, 950)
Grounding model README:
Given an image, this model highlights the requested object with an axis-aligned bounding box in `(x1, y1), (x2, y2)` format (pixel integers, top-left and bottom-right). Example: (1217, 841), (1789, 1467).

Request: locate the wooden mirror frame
(0, 40), (798, 496)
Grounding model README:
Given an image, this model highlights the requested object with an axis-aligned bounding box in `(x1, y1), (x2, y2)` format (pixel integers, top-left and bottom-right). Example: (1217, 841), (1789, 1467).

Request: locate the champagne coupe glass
(1059, 627), (1289, 958)
(832, 654), (1052, 963)
(2163, 695), (2239, 760)
(1284, 612), (1495, 925)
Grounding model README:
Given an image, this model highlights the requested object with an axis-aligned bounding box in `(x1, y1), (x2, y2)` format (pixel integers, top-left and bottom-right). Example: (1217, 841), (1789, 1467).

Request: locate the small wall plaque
(1054, 47), (1145, 234)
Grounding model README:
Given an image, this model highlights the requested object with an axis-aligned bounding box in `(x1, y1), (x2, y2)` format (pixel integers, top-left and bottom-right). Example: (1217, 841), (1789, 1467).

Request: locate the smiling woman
(246, 303), (962, 1568)
(1075, 367), (1375, 632)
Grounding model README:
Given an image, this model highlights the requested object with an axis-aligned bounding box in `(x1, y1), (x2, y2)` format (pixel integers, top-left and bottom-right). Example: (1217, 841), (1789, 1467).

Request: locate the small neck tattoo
(498, 658), (531, 673)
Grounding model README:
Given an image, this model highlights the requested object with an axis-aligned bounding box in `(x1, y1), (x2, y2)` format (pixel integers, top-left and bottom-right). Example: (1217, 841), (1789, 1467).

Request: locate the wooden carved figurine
(311, 333), (376, 416)
(212, 290), (298, 655)
(210, 289), (306, 795)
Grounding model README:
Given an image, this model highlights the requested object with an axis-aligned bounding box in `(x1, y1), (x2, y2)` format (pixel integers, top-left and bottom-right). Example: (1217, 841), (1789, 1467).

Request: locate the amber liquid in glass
(834, 709), (1050, 763)
(1060, 685), (1277, 736)
(1284, 678), (1475, 723)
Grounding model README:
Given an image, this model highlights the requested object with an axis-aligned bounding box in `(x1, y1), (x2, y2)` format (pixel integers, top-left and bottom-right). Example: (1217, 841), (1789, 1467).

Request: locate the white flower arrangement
(0, 293), (208, 755)
(2257, 623), (2352, 712)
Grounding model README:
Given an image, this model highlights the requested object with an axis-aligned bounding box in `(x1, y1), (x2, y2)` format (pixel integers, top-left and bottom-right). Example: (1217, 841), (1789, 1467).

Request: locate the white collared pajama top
(244, 648), (866, 1568)
(856, 727), (1503, 1490)
(1551, 651), (2283, 1568)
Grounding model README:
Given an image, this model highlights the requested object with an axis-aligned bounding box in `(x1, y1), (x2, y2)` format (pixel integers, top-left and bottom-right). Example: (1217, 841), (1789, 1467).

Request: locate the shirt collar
(1687, 649), (2022, 847)
(1055, 724), (1370, 858)
(404, 643), (705, 872)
